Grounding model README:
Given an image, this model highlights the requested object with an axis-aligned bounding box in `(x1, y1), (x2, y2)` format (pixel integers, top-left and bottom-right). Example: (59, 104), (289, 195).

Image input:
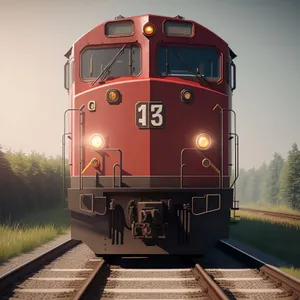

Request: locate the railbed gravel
(2, 238), (296, 300)
(108, 270), (196, 278)
(197, 244), (296, 300)
(206, 268), (294, 300)
(0, 232), (71, 277)
(99, 292), (208, 299)
(226, 292), (294, 300)
(81, 256), (210, 300)
(3, 243), (96, 300)
(208, 269), (261, 279)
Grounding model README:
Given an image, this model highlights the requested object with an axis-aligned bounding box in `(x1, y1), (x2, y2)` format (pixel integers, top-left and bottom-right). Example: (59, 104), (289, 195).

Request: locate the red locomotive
(63, 14), (238, 255)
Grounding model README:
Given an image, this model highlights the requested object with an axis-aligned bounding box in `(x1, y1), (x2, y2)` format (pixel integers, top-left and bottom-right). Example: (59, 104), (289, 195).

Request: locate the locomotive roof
(64, 14), (236, 59)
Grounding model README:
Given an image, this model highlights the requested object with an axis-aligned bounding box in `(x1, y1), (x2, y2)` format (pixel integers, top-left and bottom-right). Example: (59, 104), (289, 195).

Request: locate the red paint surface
(67, 15), (232, 186)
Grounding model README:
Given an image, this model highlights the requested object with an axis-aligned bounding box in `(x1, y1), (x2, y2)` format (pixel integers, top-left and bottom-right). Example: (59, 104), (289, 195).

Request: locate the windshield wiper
(91, 44), (127, 86)
(170, 48), (213, 88)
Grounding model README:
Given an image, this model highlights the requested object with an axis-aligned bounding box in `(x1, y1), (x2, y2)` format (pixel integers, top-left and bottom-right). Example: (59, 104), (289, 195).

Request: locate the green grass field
(230, 210), (300, 279)
(0, 208), (70, 264)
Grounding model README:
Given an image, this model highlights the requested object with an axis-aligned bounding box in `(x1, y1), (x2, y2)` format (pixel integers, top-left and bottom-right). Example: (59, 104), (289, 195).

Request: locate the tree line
(236, 142), (300, 210)
(0, 146), (69, 221)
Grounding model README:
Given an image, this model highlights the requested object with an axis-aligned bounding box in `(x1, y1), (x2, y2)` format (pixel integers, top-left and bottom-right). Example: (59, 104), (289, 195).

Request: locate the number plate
(135, 102), (165, 129)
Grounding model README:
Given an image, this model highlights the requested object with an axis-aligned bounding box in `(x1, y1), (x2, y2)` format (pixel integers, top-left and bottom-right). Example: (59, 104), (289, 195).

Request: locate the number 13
(136, 102), (165, 129)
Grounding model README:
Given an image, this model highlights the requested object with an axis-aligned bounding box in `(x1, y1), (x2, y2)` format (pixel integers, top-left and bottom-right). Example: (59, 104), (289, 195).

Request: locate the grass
(233, 210), (300, 230)
(230, 210), (300, 279)
(279, 267), (300, 279)
(240, 203), (300, 215)
(0, 207), (70, 264)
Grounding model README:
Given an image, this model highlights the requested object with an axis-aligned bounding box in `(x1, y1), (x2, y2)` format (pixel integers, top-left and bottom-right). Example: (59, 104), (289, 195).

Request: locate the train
(63, 14), (239, 255)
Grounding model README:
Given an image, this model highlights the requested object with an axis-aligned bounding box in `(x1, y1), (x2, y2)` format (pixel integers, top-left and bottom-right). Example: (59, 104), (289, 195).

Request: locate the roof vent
(174, 15), (185, 20)
(115, 15), (125, 20)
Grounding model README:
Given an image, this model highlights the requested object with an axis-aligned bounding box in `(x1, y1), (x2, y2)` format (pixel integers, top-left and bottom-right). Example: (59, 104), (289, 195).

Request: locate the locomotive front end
(63, 14), (238, 255)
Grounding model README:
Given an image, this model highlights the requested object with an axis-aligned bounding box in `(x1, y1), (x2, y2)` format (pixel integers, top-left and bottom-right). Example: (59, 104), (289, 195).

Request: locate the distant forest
(236, 143), (300, 210)
(0, 146), (69, 220)
(1, 142), (299, 220)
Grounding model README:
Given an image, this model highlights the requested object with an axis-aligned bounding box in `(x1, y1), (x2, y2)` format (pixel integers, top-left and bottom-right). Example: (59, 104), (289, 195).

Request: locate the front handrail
(180, 148), (221, 188)
(229, 133), (239, 188)
(62, 132), (71, 204)
(213, 106), (239, 189)
(213, 104), (224, 189)
(113, 164), (121, 187)
(98, 148), (123, 187)
(62, 105), (84, 202)
(222, 108), (239, 188)
(191, 194), (221, 216)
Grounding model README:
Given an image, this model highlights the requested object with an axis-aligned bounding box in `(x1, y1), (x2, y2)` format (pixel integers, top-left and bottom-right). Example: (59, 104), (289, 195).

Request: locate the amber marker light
(196, 133), (212, 150)
(106, 89), (121, 104)
(181, 89), (193, 103)
(90, 134), (105, 150)
(184, 91), (191, 99)
(143, 23), (155, 36)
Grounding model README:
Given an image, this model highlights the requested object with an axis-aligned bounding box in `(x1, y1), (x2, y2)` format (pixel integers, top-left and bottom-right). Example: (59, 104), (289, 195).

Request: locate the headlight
(90, 134), (105, 150)
(196, 133), (211, 150)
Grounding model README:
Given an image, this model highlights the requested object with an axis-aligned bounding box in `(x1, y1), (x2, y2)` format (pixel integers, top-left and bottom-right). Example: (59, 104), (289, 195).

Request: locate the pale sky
(0, 0), (299, 170)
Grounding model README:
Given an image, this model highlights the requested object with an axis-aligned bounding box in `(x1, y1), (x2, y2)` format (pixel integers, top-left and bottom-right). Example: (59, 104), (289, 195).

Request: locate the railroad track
(0, 239), (87, 299)
(0, 239), (78, 292)
(0, 238), (299, 299)
(240, 208), (300, 220)
(78, 256), (229, 300)
(215, 241), (300, 299)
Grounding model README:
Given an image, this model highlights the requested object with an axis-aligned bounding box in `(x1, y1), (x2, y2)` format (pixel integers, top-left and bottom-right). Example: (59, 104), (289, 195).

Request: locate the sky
(0, 0), (299, 170)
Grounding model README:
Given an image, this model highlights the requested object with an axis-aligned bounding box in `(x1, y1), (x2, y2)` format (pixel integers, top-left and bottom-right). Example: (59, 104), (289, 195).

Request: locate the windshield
(157, 45), (220, 80)
(81, 46), (141, 80)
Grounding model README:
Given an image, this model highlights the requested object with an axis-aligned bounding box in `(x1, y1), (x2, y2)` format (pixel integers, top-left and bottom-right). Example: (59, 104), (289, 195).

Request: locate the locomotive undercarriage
(68, 186), (233, 255)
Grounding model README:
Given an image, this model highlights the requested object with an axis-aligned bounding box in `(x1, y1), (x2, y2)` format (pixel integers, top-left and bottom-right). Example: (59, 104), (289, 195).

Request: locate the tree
(244, 167), (257, 203)
(281, 143), (300, 209)
(265, 153), (284, 204)
(254, 162), (268, 203)
(279, 160), (289, 204)
(236, 168), (247, 203)
(0, 146), (23, 219)
(1, 147), (65, 220)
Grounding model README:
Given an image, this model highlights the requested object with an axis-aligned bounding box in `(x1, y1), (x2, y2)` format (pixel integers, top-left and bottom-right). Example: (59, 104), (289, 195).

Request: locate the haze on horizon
(0, 0), (299, 170)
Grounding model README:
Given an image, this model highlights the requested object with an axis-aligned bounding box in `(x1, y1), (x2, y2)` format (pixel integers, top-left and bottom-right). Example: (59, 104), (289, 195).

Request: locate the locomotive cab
(63, 14), (238, 255)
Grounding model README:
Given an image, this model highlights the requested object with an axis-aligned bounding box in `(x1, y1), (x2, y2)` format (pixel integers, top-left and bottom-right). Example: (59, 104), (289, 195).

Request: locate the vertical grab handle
(62, 105), (85, 203)
(231, 61), (236, 91)
(64, 62), (70, 91)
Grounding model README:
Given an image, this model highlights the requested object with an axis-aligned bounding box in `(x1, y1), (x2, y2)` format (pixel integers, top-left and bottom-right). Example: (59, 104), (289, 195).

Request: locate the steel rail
(0, 239), (80, 293)
(217, 240), (300, 299)
(193, 263), (228, 300)
(240, 208), (300, 220)
(72, 258), (106, 300)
